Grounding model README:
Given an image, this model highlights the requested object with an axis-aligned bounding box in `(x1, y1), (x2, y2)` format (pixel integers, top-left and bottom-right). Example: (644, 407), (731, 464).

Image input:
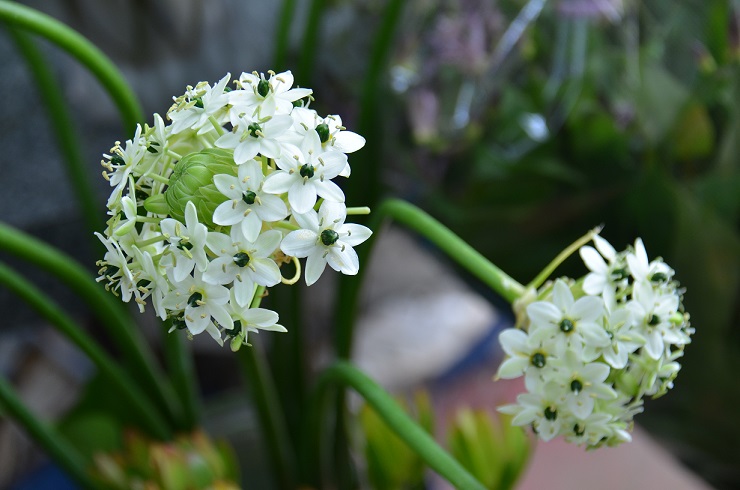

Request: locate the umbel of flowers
(96, 70), (372, 350)
(497, 234), (693, 448)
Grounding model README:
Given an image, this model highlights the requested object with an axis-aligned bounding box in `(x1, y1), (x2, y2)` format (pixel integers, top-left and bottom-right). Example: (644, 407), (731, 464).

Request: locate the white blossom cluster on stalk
(96, 70), (371, 350)
(497, 234), (693, 448)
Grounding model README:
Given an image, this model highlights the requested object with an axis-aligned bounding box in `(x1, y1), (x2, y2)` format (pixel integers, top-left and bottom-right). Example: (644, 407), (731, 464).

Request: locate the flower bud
(165, 148), (237, 227)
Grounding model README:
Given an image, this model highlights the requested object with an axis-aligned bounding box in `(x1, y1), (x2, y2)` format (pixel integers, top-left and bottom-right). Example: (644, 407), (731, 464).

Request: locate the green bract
(164, 148), (237, 228)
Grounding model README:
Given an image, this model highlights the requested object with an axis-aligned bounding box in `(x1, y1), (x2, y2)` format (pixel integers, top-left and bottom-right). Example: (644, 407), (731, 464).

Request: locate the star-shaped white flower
(626, 238), (674, 285)
(212, 159), (288, 241)
(216, 114), (293, 164)
(229, 70), (312, 120)
(262, 132), (347, 214)
(203, 228), (283, 306)
(626, 281), (682, 360)
(496, 328), (556, 383)
(225, 294), (287, 351)
(550, 351), (617, 419)
(579, 234), (628, 305)
(280, 201), (372, 285)
(163, 270), (232, 335)
(159, 201), (209, 283)
(169, 73), (231, 135)
(527, 280), (610, 356)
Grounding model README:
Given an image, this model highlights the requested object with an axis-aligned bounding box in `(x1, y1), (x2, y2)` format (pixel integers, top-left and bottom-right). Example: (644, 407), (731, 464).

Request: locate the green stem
(162, 323), (201, 432)
(0, 222), (181, 426)
(304, 361), (487, 490)
(526, 226), (601, 291)
(350, 0), (406, 207)
(237, 286), (297, 490)
(336, 198), (525, 360)
(0, 262), (171, 440)
(8, 27), (102, 235)
(0, 1), (144, 129)
(297, 0), (326, 83)
(274, 0), (297, 71)
(0, 376), (97, 489)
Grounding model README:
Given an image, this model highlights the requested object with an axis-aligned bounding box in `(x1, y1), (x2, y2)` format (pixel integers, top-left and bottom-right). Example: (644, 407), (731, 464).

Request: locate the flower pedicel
(96, 70), (371, 350)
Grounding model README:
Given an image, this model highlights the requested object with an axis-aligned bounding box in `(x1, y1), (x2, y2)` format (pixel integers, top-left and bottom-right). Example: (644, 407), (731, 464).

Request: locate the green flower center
(574, 424), (585, 436)
(559, 319), (575, 333)
(187, 292), (203, 308)
(194, 97), (204, 109)
(316, 123), (330, 143)
(648, 314), (660, 326)
(229, 320), (242, 337)
(242, 191), (257, 205)
(650, 272), (667, 283)
(299, 164), (315, 178)
(530, 352), (546, 368)
(176, 240), (194, 251)
(257, 79), (270, 97)
(544, 406), (557, 421)
(611, 268), (629, 281)
(248, 122), (262, 138)
(570, 379), (583, 394)
(233, 252), (251, 267)
(172, 317), (188, 330)
(110, 154), (125, 166)
(321, 229), (340, 246)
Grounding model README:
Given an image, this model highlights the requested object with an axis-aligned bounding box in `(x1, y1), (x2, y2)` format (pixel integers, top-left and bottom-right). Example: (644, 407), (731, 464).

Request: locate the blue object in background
(11, 463), (77, 490)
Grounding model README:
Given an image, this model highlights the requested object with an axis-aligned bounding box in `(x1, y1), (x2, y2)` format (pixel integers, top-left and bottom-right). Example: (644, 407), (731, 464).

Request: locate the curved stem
(237, 286), (297, 490)
(0, 262), (171, 440)
(336, 197), (525, 359)
(0, 1), (144, 129)
(8, 27), (102, 235)
(526, 226), (601, 291)
(0, 222), (180, 425)
(0, 376), (97, 490)
(305, 361), (487, 490)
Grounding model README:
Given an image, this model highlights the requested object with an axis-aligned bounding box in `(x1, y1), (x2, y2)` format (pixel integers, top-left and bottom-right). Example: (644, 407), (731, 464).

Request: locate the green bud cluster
(163, 148), (238, 228)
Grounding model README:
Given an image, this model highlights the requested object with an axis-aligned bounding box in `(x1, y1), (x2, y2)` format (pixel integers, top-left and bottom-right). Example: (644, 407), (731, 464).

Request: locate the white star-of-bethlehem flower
(280, 201), (372, 285)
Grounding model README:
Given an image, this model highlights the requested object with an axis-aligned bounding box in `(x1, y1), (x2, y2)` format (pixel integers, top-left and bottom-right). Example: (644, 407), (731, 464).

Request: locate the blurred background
(1, 0), (739, 488)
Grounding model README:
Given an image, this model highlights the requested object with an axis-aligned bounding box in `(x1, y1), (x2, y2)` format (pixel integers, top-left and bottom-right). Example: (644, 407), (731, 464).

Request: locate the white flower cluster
(497, 235), (693, 448)
(96, 70), (372, 349)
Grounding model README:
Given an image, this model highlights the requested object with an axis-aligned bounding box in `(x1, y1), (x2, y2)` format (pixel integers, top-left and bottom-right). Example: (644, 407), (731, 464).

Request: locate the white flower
(212, 160), (288, 241)
(131, 246), (169, 320)
(160, 201), (209, 283)
(550, 350), (617, 419)
(286, 108), (365, 176)
(203, 228), (283, 306)
(163, 270), (232, 335)
(626, 281), (682, 359)
(230, 70), (312, 120)
(102, 125), (147, 208)
(579, 234), (628, 305)
(626, 238), (673, 285)
(500, 378), (565, 442)
(280, 201), (372, 285)
(216, 114), (293, 164)
(496, 328), (555, 383)
(95, 233), (140, 304)
(527, 280), (610, 357)
(585, 304), (644, 369)
(225, 294), (287, 351)
(169, 74), (231, 135)
(262, 133), (347, 214)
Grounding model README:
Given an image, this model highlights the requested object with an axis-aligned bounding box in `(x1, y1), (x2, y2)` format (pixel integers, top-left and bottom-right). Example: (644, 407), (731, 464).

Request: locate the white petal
(214, 174), (242, 199)
(254, 230), (283, 257)
(327, 245), (359, 275)
(249, 258), (282, 286)
(243, 307), (280, 327)
(213, 201), (246, 226)
(315, 180), (345, 204)
(262, 171), (295, 194)
(288, 180), (317, 214)
(527, 302), (561, 326)
(255, 194), (288, 222)
(281, 230), (319, 257)
(240, 212), (263, 242)
(580, 246), (608, 274)
(333, 131), (365, 153)
(234, 139), (260, 164)
(305, 250), (328, 285)
(339, 224), (372, 247)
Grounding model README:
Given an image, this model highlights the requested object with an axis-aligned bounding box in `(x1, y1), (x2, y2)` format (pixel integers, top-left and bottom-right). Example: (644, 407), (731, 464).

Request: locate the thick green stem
(0, 1), (144, 129)
(273, 0), (297, 71)
(0, 222), (180, 426)
(0, 376), (97, 489)
(237, 286), (297, 490)
(0, 262), (171, 440)
(297, 0), (326, 83)
(336, 197), (525, 360)
(304, 361), (487, 490)
(162, 323), (201, 432)
(8, 28), (102, 235)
